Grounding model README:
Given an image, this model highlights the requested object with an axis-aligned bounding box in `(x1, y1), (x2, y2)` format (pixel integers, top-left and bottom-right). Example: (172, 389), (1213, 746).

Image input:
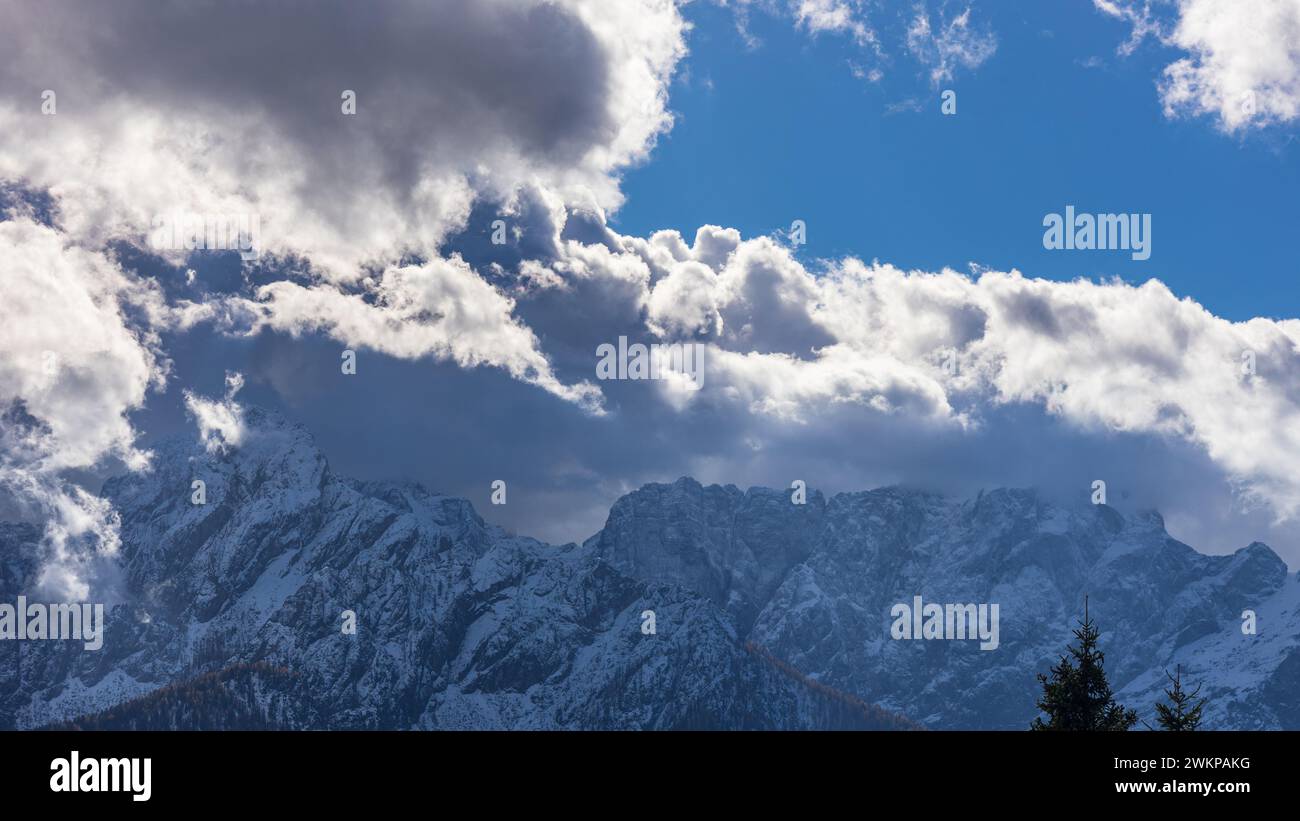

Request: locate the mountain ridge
(3, 408), (1296, 729)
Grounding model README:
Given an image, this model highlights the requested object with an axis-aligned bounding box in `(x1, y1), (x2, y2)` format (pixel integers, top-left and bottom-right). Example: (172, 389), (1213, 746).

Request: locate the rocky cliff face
(3, 409), (1295, 729)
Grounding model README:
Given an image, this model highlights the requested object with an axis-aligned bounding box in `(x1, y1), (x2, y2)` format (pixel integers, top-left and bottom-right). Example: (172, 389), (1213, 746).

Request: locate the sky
(619, 1), (1300, 322)
(2, 0), (1300, 601)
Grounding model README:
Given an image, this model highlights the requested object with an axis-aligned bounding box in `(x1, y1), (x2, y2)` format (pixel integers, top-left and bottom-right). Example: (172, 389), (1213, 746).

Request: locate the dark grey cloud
(0, 0), (611, 207)
(0, 0), (686, 279)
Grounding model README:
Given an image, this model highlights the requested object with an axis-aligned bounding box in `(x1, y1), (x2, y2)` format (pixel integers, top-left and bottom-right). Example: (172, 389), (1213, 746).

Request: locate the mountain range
(3, 408), (1296, 729)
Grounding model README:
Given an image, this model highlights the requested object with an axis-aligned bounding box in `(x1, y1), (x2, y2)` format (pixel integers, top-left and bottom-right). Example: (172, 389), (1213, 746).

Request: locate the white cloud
(0, 218), (180, 598)
(722, 0), (877, 47)
(241, 257), (605, 412)
(706, 342), (959, 422)
(536, 220), (1300, 524)
(648, 260), (724, 337)
(1161, 0), (1300, 131)
(0, 0), (686, 279)
(720, 1), (1000, 84)
(714, 237), (833, 355)
(0, 0), (683, 424)
(184, 372), (248, 454)
(0, 220), (167, 471)
(1093, 0), (1164, 56)
(905, 5), (998, 86)
(792, 0), (877, 46)
(1096, 0), (1300, 132)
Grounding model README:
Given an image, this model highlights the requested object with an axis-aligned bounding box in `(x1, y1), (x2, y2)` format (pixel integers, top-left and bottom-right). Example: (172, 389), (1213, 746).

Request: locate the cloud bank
(0, 0), (1298, 600)
(506, 219), (1300, 528)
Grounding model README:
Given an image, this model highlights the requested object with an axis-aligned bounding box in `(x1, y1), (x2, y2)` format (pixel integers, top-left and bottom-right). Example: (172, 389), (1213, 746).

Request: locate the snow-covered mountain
(0, 409), (907, 730)
(588, 477), (1298, 729)
(2, 409), (1296, 729)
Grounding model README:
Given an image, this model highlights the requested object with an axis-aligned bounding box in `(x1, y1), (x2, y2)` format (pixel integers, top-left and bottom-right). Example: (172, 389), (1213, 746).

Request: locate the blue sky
(620, 1), (1300, 322)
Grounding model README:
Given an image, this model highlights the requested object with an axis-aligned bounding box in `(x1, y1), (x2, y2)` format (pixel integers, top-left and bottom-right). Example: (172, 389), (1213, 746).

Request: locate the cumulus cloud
(1161, 0), (1300, 131)
(647, 260), (724, 338)
(0, 0), (680, 424)
(434, 200), (1300, 534)
(1096, 0), (1300, 132)
(0, 219), (166, 472)
(0, 218), (184, 598)
(0, 0), (685, 276)
(249, 206), (1300, 559)
(499, 215), (1300, 528)
(713, 238), (835, 355)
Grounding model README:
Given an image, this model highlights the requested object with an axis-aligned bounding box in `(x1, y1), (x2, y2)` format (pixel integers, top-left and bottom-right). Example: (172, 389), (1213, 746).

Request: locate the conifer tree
(1153, 665), (1206, 731)
(1031, 597), (1137, 731)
